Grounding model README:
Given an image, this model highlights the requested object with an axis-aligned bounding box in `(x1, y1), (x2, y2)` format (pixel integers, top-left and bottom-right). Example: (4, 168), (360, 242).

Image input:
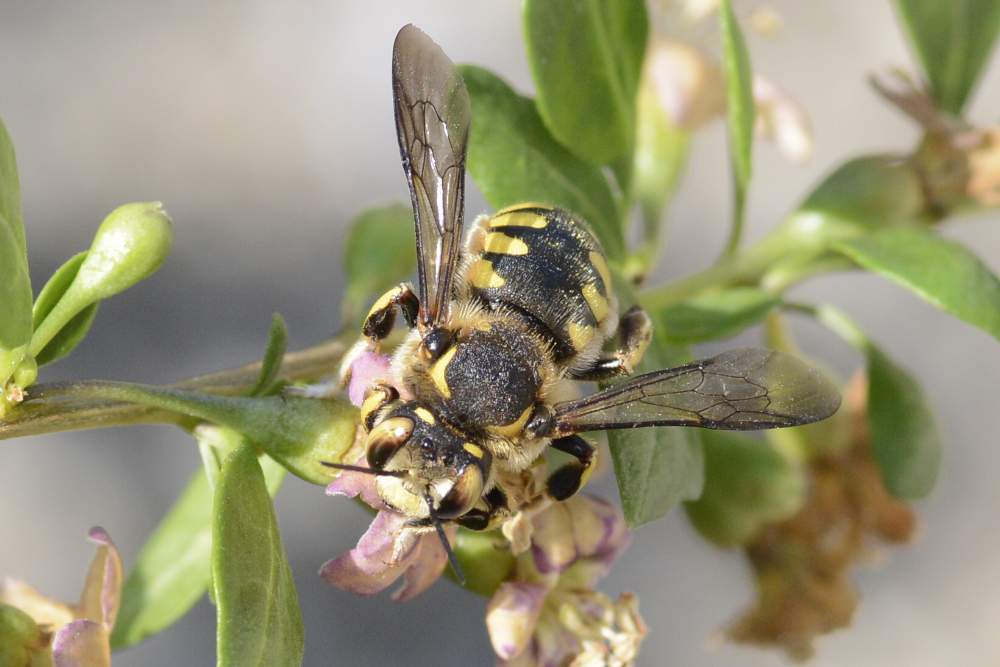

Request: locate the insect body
(332, 25), (841, 563)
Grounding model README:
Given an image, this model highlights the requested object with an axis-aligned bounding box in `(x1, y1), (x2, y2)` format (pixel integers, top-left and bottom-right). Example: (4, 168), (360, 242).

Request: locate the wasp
(329, 25), (840, 577)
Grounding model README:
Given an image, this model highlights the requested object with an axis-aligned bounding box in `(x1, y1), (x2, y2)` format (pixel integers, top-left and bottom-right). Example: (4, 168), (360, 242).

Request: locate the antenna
(320, 461), (405, 478)
(425, 492), (465, 585)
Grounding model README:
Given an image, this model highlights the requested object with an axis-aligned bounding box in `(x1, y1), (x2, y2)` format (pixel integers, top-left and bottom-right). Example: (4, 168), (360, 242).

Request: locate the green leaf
(0, 118), (31, 359)
(0, 219), (32, 354)
(832, 228), (1000, 341)
(719, 0), (755, 254)
(685, 431), (806, 546)
(213, 444), (303, 667)
(340, 203), (416, 325)
(112, 469), (213, 650)
(113, 448), (285, 650)
(0, 118), (25, 253)
(523, 0), (647, 166)
(31, 251), (99, 366)
(867, 345), (941, 498)
(607, 316), (703, 527)
(459, 65), (624, 260)
(657, 287), (778, 344)
(65, 382), (358, 485)
(808, 303), (941, 498)
(250, 314), (288, 397)
(894, 0), (1000, 113)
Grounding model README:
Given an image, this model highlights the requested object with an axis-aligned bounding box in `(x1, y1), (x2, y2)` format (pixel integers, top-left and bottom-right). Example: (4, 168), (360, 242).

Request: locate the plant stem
(0, 337), (348, 440)
(639, 227), (801, 309)
(722, 184), (746, 258)
(783, 301), (869, 350)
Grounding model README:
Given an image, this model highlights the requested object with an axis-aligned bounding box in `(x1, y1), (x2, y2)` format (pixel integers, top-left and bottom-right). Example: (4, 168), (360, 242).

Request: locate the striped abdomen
(464, 204), (618, 366)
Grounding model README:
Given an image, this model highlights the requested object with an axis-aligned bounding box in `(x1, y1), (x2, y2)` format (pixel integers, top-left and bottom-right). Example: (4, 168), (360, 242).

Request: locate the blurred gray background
(2, 1), (999, 665)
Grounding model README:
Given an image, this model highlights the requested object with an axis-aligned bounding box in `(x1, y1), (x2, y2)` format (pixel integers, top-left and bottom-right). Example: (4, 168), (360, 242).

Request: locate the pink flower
(346, 350), (394, 406)
(644, 37), (813, 161)
(486, 495), (647, 667)
(322, 349), (454, 603)
(320, 455), (457, 602)
(1, 527), (123, 667)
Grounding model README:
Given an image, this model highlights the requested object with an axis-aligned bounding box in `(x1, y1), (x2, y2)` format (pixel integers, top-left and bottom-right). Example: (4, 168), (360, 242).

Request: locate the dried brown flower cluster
(727, 378), (916, 660)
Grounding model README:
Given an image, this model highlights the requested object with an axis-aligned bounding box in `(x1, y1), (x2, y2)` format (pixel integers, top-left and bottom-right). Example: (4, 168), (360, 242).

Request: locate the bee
(329, 25), (840, 578)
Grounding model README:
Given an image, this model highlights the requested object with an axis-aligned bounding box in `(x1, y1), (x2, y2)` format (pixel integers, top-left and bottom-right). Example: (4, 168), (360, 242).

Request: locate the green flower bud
(75, 202), (173, 300)
(0, 603), (48, 667)
(452, 529), (515, 597)
(30, 202), (173, 358)
(783, 156), (928, 242)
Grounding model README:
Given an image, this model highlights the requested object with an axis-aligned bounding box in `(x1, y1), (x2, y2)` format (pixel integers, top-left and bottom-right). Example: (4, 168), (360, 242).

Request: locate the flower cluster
(486, 494), (646, 667)
(645, 3), (813, 162)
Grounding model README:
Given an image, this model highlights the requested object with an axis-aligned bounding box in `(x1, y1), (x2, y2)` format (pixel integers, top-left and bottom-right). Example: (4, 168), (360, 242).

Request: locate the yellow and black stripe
(468, 204), (614, 361)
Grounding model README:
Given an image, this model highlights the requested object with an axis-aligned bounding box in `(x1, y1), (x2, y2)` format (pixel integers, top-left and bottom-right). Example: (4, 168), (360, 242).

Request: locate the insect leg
(334, 283), (419, 390)
(359, 383), (400, 432)
(362, 283), (420, 341)
(545, 435), (597, 501)
(570, 306), (653, 381)
(455, 487), (509, 531)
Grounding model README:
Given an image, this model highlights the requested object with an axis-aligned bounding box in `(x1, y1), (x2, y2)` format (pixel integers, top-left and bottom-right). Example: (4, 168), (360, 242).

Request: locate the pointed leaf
(832, 228), (1000, 341)
(523, 0), (647, 166)
(250, 314), (288, 397)
(459, 65), (623, 259)
(213, 444), (303, 667)
(112, 452), (285, 649)
(810, 304), (942, 499)
(867, 345), (941, 498)
(0, 118), (25, 253)
(607, 312), (703, 527)
(894, 0), (1000, 113)
(32, 252), (99, 366)
(0, 118), (31, 358)
(685, 431), (806, 546)
(657, 287), (778, 344)
(340, 203), (416, 325)
(719, 0), (755, 253)
(0, 219), (32, 353)
(111, 469), (212, 650)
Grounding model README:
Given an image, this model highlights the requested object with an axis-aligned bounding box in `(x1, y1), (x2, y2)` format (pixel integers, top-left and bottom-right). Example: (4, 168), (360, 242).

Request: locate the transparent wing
(392, 24), (470, 327)
(553, 348), (841, 434)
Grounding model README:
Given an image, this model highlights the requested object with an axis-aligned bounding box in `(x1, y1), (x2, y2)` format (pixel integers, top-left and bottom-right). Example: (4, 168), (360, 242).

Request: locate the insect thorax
(392, 310), (555, 440)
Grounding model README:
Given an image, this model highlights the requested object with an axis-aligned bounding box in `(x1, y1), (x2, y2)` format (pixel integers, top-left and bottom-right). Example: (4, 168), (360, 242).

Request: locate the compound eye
(365, 417), (415, 470)
(420, 327), (455, 362)
(435, 463), (484, 520)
